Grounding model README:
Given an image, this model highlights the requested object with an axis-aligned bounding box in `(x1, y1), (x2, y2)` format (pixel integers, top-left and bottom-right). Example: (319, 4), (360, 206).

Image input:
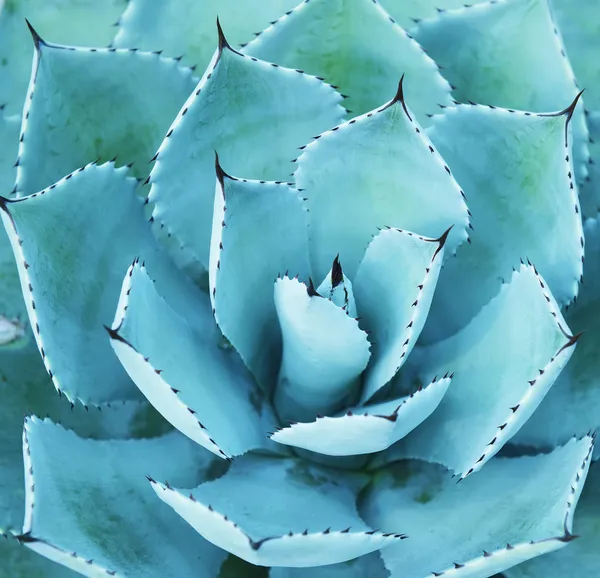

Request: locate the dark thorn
(25, 19), (46, 51)
(307, 278), (320, 297)
(539, 89), (585, 146)
(331, 254), (344, 287)
(381, 73), (412, 121)
(214, 151), (232, 185)
(216, 17), (231, 53)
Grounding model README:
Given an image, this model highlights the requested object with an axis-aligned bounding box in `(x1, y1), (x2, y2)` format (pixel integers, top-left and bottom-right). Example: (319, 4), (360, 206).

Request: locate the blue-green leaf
(0, 162), (198, 405)
(272, 276), (370, 423)
(270, 552), (389, 578)
(112, 0), (300, 71)
(149, 32), (344, 270)
(412, 0), (590, 184)
(422, 103), (583, 341)
(210, 170), (310, 388)
(108, 262), (274, 459)
(361, 436), (594, 578)
(353, 228), (447, 403)
(392, 265), (577, 478)
(0, 0), (127, 114)
(316, 256), (357, 317)
(294, 79), (469, 282)
(380, 0), (478, 28)
(19, 418), (227, 577)
(242, 0), (452, 121)
(271, 375), (451, 456)
(152, 454), (404, 568)
(0, 109), (19, 193)
(16, 28), (196, 193)
(579, 111), (600, 217)
(505, 459), (600, 578)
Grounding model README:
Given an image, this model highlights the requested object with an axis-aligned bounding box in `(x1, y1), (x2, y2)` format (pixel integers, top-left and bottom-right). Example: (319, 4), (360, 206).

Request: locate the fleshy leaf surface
(361, 436), (594, 578)
(19, 418), (228, 577)
(393, 265), (577, 477)
(294, 80), (469, 282)
(112, 0), (300, 71)
(210, 172), (311, 388)
(242, 0), (452, 121)
(580, 111), (600, 217)
(412, 0), (590, 183)
(0, 110), (19, 193)
(0, 162), (202, 405)
(513, 217), (600, 450)
(149, 37), (344, 269)
(269, 552), (388, 578)
(16, 32), (196, 192)
(152, 454), (404, 567)
(109, 262), (273, 459)
(273, 276), (370, 423)
(505, 459), (600, 578)
(354, 228), (447, 402)
(316, 257), (357, 317)
(423, 104), (583, 341)
(272, 375), (451, 456)
(0, 0), (127, 114)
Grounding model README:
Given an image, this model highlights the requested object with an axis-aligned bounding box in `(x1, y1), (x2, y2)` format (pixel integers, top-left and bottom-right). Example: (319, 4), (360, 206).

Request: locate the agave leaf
(504, 459), (600, 577)
(151, 454), (404, 568)
(112, 0), (300, 71)
(0, 109), (19, 193)
(354, 228), (447, 403)
(18, 418), (228, 577)
(271, 375), (451, 456)
(1, 332), (170, 536)
(242, 0), (452, 122)
(210, 170), (311, 388)
(108, 262), (274, 459)
(149, 32), (344, 270)
(0, 0), (127, 115)
(412, 0), (590, 184)
(513, 217), (600, 451)
(15, 27), (196, 193)
(392, 265), (577, 478)
(422, 103), (583, 341)
(380, 0), (478, 27)
(361, 436), (593, 578)
(579, 111), (600, 217)
(272, 276), (371, 423)
(316, 257), (357, 317)
(295, 80), (469, 282)
(0, 162), (203, 405)
(269, 552), (389, 578)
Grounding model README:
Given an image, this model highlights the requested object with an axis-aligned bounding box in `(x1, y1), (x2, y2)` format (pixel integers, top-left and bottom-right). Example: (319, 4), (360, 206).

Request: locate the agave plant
(0, 0), (599, 577)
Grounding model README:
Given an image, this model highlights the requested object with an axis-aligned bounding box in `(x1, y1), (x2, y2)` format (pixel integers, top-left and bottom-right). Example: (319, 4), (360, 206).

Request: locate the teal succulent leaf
(112, 0), (300, 72)
(295, 79), (469, 282)
(353, 228), (447, 403)
(210, 170), (311, 389)
(391, 265), (577, 478)
(18, 417), (228, 577)
(0, 161), (200, 405)
(242, 0), (452, 122)
(269, 552), (389, 578)
(315, 257), (357, 317)
(361, 436), (594, 578)
(422, 102), (583, 341)
(0, 0), (127, 115)
(380, 0), (478, 27)
(271, 375), (451, 456)
(108, 261), (274, 459)
(504, 459), (600, 577)
(151, 454), (404, 568)
(16, 28), (196, 193)
(580, 110), (600, 216)
(412, 0), (590, 185)
(0, 108), (19, 193)
(513, 216), (600, 451)
(273, 275), (370, 423)
(149, 32), (344, 271)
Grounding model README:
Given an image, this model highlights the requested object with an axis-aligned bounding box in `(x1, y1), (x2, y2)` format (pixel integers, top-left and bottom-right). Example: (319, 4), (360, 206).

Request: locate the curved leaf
(412, 0), (590, 184)
(151, 454), (404, 568)
(354, 228), (447, 402)
(579, 111), (600, 217)
(108, 262), (273, 459)
(210, 170), (310, 388)
(423, 103), (583, 341)
(380, 0), (480, 27)
(271, 375), (451, 456)
(269, 552), (388, 578)
(294, 78), (469, 282)
(272, 276), (370, 422)
(16, 28), (196, 193)
(0, 162), (199, 405)
(18, 418), (227, 577)
(112, 0), (300, 71)
(361, 436), (594, 578)
(242, 0), (452, 121)
(0, 110), (19, 193)
(149, 33), (344, 269)
(316, 256), (357, 317)
(394, 265), (577, 478)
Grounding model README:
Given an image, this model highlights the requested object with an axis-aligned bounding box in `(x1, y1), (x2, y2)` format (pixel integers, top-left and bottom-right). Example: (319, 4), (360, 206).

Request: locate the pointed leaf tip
(331, 255), (343, 288)
(431, 225), (454, 259)
(25, 19), (46, 51)
(214, 152), (232, 186)
(216, 17), (232, 54)
(382, 73), (411, 121)
(103, 324), (127, 344)
(540, 89), (586, 145)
